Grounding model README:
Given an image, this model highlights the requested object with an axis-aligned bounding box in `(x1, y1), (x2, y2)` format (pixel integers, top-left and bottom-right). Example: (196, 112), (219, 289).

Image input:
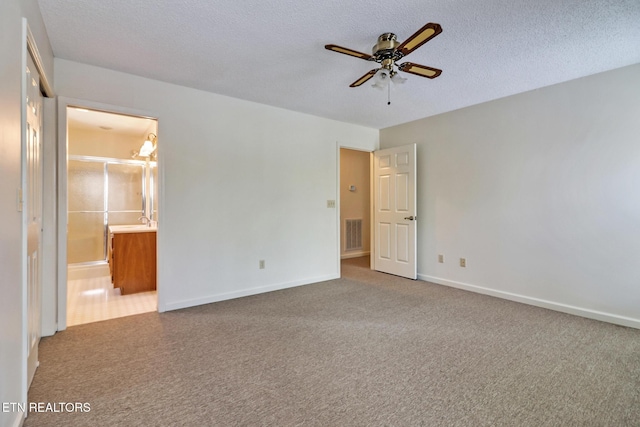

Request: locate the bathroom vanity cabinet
(108, 226), (157, 295)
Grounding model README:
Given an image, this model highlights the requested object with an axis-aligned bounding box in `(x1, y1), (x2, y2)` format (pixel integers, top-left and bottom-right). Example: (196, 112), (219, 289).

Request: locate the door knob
(404, 216), (415, 221)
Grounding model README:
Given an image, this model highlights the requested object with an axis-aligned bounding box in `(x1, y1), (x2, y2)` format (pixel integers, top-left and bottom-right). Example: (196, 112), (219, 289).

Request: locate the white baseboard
(11, 411), (25, 427)
(341, 251), (370, 259)
(418, 274), (640, 330)
(164, 274), (339, 312)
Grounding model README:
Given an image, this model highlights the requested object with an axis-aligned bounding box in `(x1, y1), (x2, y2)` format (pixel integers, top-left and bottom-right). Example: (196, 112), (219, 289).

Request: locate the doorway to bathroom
(339, 147), (372, 271)
(64, 107), (159, 326)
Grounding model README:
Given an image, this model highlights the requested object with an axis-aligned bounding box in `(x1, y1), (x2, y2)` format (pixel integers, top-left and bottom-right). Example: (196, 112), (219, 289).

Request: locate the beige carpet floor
(25, 257), (640, 426)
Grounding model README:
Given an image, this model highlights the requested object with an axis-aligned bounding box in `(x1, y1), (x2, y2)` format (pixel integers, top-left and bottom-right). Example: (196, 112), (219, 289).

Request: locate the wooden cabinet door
(112, 232), (156, 294)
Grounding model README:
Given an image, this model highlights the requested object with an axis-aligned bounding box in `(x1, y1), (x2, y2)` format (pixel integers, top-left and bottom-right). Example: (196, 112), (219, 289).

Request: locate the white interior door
(25, 53), (43, 387)
(373, 144), (417, 279)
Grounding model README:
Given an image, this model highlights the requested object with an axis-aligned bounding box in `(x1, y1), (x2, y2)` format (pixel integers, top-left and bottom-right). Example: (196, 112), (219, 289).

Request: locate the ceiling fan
(325, 22), (442, 88)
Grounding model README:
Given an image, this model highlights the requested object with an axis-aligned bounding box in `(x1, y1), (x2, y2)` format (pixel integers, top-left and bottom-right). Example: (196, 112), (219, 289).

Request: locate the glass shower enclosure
(67, 155), (157, 264)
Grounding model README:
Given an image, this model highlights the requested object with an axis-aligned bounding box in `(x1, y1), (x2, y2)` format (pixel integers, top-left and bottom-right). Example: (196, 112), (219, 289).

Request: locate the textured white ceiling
(67, 107), (156, 136)
(38, 0), (640, 129)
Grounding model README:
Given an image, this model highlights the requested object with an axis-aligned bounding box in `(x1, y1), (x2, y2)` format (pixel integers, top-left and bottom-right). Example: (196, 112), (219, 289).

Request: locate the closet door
(25, 52), (44, 387)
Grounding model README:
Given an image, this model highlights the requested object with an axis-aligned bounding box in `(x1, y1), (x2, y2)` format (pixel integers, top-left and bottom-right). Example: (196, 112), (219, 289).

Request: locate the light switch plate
(327, 200), (336, 208)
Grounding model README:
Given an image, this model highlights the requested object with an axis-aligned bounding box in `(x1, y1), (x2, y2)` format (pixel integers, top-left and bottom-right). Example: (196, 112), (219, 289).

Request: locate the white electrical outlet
(460, 258), (466, 268)
(438, 254), (444, 263)
(259, 260), (265, 269)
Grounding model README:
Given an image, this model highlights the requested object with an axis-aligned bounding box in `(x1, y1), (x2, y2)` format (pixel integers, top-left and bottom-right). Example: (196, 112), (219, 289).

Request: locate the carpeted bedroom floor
(24, 257), (640, 426)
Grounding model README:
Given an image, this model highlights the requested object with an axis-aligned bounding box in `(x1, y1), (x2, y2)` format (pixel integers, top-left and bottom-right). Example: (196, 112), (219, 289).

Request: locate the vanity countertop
(108, 224), (157, 234)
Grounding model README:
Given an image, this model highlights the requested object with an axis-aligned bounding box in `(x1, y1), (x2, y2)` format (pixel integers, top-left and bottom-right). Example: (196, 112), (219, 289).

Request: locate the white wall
(380, 64), (640, 327)
(0, 0), (53, 425)
(54, 59), (378, 312)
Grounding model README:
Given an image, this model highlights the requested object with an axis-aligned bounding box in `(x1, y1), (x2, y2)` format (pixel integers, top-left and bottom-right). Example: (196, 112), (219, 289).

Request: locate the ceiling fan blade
(325, 44), (373, 61)
(398, 62), (442, 79)
(350, 69), (378, 87)
(396, 23), (442, 56)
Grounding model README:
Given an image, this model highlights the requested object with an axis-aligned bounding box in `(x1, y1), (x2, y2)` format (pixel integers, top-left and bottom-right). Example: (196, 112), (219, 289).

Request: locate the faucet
(138, 216), (151, 227)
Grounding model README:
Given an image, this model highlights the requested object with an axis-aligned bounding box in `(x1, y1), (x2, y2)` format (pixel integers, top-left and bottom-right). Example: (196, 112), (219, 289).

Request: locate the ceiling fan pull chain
(387, 80), (391, 105)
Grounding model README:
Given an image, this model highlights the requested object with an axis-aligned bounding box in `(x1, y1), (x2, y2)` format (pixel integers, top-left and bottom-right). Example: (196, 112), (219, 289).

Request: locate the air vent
(345, 219), (363, 251)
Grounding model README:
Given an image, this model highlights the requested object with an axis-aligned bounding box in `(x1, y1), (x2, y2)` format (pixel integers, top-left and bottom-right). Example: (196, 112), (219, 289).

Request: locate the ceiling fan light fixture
(372, 69), (391, 90)
(391, 73), (407, 84)
(373, 67), (406, 89)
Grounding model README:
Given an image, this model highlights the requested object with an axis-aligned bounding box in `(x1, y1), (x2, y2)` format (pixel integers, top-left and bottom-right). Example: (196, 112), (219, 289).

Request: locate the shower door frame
(67, 155), (157, 265)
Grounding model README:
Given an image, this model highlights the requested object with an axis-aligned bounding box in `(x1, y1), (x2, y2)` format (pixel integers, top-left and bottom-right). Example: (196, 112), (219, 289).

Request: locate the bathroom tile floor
(67, 264), (157, 327)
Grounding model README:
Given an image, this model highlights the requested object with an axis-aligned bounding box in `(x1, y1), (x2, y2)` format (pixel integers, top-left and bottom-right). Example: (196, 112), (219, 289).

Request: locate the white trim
(56, 99), (68, 331)
(419, 274), (640, 330)
(341, 251), (370, 260)
(9, 411), (25, 427)
(20, 16), (29, 412)
(335, 143), (342, 278)
(41, 97), (57, 337)
(56, 97), (162, 328)
(164, 274), (338, 312)
(369, 152), (374, 270)
(26, 25), (54, 97)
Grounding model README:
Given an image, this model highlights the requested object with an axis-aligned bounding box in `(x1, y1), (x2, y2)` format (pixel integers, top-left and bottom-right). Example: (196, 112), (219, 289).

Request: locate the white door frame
(56, 97), (162, 330)
(335, 142), (376, 277)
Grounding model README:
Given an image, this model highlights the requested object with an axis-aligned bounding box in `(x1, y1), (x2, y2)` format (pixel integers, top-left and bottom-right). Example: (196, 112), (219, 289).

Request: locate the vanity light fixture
(139, 133), (157, 157)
